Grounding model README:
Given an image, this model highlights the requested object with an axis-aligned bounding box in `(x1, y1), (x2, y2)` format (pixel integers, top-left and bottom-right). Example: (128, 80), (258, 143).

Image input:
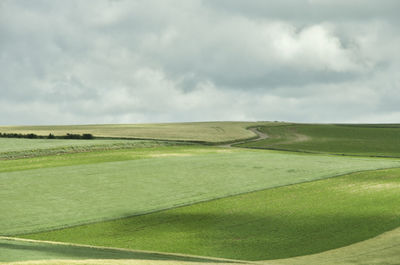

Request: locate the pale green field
(0, 122), (278, 143)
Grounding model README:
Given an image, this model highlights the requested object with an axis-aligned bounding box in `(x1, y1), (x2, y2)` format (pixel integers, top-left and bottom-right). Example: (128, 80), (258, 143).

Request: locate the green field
(0, 237), (230, 264)
(22, 168), (400, 260)
(3, 226), (400, 265)
(264, 227), (400, 265)
(0, 138), (182, 159)
(0, 122), (277, 143)
(238, 124), (400, 157)
(1, 122), (400, 264)
(3, 147), (400, 236)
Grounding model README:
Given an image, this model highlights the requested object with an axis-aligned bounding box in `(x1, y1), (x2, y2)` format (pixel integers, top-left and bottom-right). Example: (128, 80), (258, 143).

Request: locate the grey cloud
(0, 0), (399, 124)
(203, 0), (400, 23)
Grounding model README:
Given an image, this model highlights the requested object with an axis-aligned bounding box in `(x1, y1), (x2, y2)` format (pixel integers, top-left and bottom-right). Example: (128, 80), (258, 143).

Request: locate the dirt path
(219, 127), (268, 148)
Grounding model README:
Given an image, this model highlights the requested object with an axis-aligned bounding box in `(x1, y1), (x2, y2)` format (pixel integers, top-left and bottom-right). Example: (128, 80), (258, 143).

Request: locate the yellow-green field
(0, 122), (279, 143)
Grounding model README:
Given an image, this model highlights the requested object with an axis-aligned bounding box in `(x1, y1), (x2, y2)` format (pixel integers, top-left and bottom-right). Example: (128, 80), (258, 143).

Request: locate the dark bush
(82, 133), (94, 139)
(26, 133), (38, 139)
(64, 133), (82, 139)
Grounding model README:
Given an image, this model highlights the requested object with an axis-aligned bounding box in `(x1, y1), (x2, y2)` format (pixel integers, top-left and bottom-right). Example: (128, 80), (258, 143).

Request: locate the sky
(1, 0), (399, 125)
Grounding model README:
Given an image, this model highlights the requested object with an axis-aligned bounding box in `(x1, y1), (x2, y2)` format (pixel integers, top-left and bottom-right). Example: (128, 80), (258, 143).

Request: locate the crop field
(22, 168), (400, 260)
(3, 147), (400, 236)
(0, 122), (278, 143)
(0, 138), (181, 159)
(1, 122), (400, 265)
(238, 124), (400, 157)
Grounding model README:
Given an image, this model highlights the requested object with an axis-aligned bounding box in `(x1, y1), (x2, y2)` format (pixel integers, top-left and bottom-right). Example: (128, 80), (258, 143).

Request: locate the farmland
(0, 138), (182, 159)
(3, 147), (400, 236)
(0, 122), (278, 143)
(23, 168), (400, 260)
(3, 226), (400, 265)
(1, 122), (400, 264)
(238, 123), (400, 157)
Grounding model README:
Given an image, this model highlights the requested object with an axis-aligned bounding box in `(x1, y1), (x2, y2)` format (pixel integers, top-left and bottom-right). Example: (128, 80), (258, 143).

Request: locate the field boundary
(240, 145), (400, 159)
(94, 130), (260, 146)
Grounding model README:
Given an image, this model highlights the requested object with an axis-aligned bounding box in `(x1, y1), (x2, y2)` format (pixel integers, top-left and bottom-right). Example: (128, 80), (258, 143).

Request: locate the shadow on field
(20, 169), (400, 261)
(104, 210), (400, 260)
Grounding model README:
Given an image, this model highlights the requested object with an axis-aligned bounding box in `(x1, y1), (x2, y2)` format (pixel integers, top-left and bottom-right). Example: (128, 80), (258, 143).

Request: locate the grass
(3, 146), (400, 236)
(0, 138), (133, 153)
(238, 123), (400, 157)
(0, 237), (232, 263)
(0, 138), (184, 159)
(0, 145), (202, 174)
(3, 227), (400, 265)
(22, 168), (400, 261)
(0, 122), (279, 143)
(262, 227), (400, 265)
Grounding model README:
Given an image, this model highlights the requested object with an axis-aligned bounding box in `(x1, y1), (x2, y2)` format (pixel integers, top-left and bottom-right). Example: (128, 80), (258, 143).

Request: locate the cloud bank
(1, 0), (399, 124)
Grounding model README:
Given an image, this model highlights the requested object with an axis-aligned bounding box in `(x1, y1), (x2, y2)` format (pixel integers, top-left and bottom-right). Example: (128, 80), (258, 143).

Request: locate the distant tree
(82, 133), (94, 139)
(26, 133), (38, 139)
(0, 132), (94, 140)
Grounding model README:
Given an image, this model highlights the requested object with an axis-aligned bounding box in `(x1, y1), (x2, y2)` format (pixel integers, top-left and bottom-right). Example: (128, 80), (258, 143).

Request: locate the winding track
(219, 127), (268, 148)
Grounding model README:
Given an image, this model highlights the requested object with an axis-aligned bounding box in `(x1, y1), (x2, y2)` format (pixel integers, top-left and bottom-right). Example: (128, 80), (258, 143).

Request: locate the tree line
(0, 132), (94, 140)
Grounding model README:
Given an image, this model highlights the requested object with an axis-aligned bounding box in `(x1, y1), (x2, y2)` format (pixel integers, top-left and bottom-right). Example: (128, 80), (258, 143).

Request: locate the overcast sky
(1, 0), (399, 125)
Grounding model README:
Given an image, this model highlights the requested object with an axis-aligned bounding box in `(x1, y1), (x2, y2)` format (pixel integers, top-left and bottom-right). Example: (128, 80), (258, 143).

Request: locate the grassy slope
(22, 168), (400, 261)
(238, 124), (400, 157)
(0, 122), (278, 143)
(3, 226), (400, 265)
(3, 146), (400, 236)
(262, 227), (400, 265)
(0, 138), (137, 153)
(0, 238), (232, 264)
(0, 145), (201, 174)
(0, 138), (182, 159)
(2, 261), (235, 265)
